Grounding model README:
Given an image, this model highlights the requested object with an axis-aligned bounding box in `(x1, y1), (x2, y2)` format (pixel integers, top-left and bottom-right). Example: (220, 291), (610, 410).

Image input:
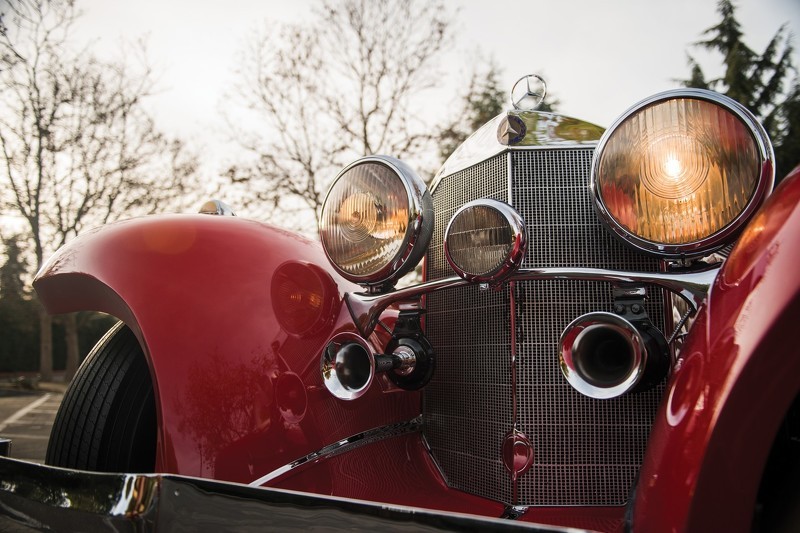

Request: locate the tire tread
(45, 323), (156, 472)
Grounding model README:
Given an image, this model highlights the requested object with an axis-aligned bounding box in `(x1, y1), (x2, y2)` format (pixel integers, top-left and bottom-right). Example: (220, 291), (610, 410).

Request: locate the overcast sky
(64, 0), (800, 167)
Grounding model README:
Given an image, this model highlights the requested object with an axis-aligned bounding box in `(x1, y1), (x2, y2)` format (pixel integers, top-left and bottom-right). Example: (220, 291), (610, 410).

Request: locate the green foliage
(0, 308), (116, 374)
(0, 235), (28, 301)
(0, 235), (116, 374)
(681, 0), (799, 180)
(774, 82), (800, 177)
(0, 298), (38, 372)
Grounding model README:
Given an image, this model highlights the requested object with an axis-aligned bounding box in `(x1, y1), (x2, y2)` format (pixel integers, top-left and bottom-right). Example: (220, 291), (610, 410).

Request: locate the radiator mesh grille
(424, 148), (665, 506)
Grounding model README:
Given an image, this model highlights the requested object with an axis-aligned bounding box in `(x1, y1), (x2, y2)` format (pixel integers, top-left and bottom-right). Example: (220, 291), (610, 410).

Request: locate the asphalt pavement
(0, 386), (65, 463)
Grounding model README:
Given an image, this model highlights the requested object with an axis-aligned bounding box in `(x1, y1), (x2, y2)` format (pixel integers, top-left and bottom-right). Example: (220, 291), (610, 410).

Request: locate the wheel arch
(34, 215), (360, 478)
(632, 170), (800, 531)
(753, 389), (800, 531)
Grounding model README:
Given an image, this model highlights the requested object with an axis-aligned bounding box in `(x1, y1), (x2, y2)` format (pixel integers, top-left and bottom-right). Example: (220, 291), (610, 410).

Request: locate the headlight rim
(443, 198), (527, 284)
(590, 88), (775, 258)
(319, 155), (433, 288)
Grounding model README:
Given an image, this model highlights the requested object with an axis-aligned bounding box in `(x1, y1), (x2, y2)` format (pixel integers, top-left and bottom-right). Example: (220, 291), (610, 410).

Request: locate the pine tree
(0, 234), (37, 372)
(682, 0), (799, 180)
(773, 82), (800, 177)
(0, 235), (28, 301)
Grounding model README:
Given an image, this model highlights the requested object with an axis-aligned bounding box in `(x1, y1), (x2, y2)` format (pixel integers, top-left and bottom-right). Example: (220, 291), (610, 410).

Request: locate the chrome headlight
(591, 89), (774, 257)
(444, 199), (527, 284)
(319, 156), (433, 288)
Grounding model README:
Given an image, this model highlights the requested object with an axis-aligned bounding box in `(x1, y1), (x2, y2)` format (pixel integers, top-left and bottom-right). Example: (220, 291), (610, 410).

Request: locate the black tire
(46, 322), (156, 473)
(753, 393), (800, 532)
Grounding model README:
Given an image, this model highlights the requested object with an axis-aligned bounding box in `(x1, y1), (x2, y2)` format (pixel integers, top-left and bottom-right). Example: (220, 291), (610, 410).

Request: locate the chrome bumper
(0, 457), (579, 532)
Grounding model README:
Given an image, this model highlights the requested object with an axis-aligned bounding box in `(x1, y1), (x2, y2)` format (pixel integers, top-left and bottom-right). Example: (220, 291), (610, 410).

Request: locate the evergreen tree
(775, 82), (800, 178)
(682, 0), (799, 180)
(0, 235), (28, 301)
(0, 234), (37, 372)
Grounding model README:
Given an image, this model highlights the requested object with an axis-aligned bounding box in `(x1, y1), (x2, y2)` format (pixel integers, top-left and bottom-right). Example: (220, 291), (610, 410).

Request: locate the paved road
(0, 389), (63, 463)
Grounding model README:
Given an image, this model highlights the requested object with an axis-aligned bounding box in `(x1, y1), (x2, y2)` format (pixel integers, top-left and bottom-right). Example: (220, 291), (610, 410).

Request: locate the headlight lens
(592, 89), (773, 257)
(320, 156), (433, 287)
(444, 199), (526, 283)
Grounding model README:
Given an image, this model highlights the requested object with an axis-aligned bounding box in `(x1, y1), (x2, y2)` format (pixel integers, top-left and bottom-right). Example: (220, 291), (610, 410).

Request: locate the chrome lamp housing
(443, 199), (527, 284)
(319, 155), (434, 291)
(591, 88), (775, 258)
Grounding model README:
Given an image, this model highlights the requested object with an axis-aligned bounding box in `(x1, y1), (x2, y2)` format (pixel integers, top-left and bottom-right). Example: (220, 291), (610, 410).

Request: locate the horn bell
(321, 333), (376, 401)
(559, 312), (668, 399)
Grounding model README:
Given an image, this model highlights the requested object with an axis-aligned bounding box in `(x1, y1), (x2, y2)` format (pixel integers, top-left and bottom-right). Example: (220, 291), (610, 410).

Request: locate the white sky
(73, 0), (798, 128)
(1, 0), (797, 245)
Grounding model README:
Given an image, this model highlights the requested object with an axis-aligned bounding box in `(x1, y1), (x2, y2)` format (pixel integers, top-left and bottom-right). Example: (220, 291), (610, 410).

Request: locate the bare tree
(225, 0), (454, 227)
(0, 0), (198, 380)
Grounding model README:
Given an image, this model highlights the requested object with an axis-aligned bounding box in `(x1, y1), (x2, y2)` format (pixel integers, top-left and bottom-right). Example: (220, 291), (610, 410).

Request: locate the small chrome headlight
(444, 199), (526, 283)
(319, 156), (433, 288)
(591, 88), (774, 257)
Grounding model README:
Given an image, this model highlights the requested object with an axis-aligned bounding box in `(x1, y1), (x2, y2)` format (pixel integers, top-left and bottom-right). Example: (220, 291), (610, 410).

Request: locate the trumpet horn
(559, 312), (669, 399)
(321, 333), (434, 400)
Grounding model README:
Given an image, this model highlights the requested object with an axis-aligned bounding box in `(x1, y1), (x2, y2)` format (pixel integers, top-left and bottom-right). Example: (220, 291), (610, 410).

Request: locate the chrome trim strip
(507, 150), (513, 205)
(508, 281), (519, 499)
(248, 418), (422, 487)
(590, 88), (775, 257)
(419, 432), (450, 485)
(347, 265), (719, 337)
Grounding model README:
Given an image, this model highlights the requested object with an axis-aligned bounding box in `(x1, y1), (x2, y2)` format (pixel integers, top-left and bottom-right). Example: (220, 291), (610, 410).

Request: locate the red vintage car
(1, 79), (798, 532)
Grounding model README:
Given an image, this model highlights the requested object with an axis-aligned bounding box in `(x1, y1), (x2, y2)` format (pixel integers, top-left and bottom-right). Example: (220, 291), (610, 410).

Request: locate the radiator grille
(424, 148), (665, 506)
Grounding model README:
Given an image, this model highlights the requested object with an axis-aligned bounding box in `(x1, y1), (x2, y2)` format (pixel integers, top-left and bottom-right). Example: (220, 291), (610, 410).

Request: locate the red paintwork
(33, 167), (800, 532)
(34, 212), (626, 531)
(633, 166), (800, 532)
(34, 215), (419, 481)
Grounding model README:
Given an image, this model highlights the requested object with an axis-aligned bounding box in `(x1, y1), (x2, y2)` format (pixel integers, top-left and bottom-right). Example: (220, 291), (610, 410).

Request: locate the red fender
(34, 215), (419, 481)
(633, 167), (800, 532)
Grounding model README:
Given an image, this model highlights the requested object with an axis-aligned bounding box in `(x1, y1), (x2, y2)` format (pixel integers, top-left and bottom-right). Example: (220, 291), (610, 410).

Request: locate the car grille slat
(424, 148), (665, 506)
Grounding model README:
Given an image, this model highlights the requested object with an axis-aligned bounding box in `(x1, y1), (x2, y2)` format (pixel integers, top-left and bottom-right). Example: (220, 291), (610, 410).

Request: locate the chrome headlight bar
(345, 264), (719, 338)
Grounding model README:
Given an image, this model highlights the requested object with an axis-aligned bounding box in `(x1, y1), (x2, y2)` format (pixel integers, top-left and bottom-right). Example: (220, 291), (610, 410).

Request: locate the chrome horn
(321, 332), (434, 401)
(558, 312), (669, 399)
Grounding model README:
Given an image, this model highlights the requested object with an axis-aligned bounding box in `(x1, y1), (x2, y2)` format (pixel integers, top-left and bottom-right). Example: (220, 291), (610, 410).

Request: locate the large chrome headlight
(591, 89), (774, 257)
(319, 156), (433, 288)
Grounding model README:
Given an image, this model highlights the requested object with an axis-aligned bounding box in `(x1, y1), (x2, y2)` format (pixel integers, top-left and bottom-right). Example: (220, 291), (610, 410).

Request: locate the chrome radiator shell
(423, 147), (665, 506)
